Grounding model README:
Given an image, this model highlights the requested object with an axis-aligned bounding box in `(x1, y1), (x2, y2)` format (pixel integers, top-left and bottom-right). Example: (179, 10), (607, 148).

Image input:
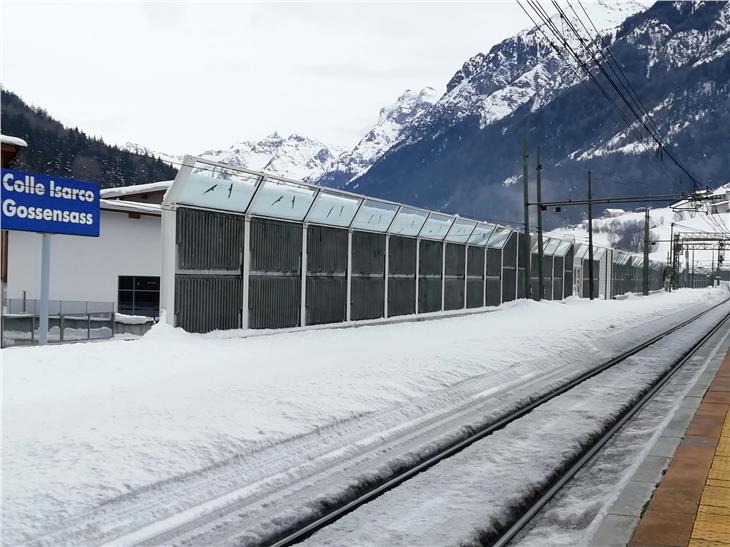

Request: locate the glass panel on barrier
(555, 240), (572, 257)
(468, 222), (495, 246)
(306, 191), (361, 227)
(574, 244), (588, 260)
(530, 236), (540, 253)
(445, 218), (477, 243)
(351, 199), (399, 232)
(594, 247), (606, 260)
(544, 238), (561, 255)
(487, 227), (512, 249)
(176, 162), (260, 212)
(420, 213), (454, 240)
(388, 206), (428, 236)
(249, 178), (317, 220)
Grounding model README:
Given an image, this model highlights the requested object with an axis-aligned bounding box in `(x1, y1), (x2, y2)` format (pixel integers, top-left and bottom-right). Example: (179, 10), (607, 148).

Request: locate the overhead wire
(575, 0), (664, 137)
(520, 0), (696, 192)
(523, 0), (659, 155)
(556, 0), (701, 190)
(524, 0), (686, 193)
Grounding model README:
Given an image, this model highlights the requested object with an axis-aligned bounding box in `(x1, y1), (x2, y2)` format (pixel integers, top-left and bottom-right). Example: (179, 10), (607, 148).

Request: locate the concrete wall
(6, 209), (160, 308)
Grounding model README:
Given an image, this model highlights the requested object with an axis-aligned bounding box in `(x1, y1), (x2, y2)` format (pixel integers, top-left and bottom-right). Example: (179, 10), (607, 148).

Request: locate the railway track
(269, 293), (730, 547)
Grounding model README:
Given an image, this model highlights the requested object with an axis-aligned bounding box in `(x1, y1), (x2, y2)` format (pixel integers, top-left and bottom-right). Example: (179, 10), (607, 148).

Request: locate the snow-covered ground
(1, 288), (727, 544)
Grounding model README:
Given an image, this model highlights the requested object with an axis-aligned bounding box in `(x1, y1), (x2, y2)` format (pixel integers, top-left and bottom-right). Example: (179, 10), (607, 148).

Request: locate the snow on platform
(1, 288), (726, 543)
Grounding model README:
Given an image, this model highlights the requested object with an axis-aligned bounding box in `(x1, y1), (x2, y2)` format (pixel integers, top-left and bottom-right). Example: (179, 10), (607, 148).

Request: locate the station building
(3, 181), (170, 317)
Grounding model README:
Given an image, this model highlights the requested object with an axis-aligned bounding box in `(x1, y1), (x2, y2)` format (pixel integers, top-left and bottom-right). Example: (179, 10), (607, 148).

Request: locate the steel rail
(267, 293), (730, 547)
(492, 301), (730, 547)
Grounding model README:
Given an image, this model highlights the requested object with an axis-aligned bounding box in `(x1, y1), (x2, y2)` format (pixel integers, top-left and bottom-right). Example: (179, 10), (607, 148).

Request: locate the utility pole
(536, 147), (544, 301)
(642, 207), (650, 296)
(587, 171), (594, 300)
(523, 140), (531, 300)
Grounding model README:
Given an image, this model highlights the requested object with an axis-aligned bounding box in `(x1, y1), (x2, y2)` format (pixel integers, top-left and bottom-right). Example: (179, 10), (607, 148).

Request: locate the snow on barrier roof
(543, 238), (561, 255)
(486, 226), (513, 249)
(163, 155), (516, 244)
(530, 236), (569, 256)
(555, 239), (573, 257)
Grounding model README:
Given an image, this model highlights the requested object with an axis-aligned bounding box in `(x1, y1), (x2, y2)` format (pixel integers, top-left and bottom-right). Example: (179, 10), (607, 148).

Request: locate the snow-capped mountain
(198, 132), (346, 182)
(123, 142), (181, 168)
(125, 133), (347, 183)
(125, 87), (442, 187)
(379, 1), (650, 152)
(347, 1), (730, 224)
(317, 87), (440, 188)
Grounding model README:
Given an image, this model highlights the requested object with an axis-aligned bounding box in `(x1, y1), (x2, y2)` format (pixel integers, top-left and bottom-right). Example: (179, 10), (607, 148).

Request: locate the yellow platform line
(690, 397), (730, 547)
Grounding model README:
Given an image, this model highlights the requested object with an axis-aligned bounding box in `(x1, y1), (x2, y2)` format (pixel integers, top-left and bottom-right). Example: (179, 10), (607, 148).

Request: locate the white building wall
(6, 210), (160, 308)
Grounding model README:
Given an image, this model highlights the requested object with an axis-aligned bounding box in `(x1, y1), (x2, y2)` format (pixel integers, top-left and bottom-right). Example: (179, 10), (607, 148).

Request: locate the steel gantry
(671, 231), (728, 289)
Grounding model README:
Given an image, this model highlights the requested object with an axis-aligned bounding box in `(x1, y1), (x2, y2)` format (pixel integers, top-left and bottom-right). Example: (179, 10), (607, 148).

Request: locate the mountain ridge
(346, 0), (730, 225)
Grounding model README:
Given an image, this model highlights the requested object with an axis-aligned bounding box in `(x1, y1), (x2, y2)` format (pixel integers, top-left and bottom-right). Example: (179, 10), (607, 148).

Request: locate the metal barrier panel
(249, 218), (302, 329)
(486, 247), (502, 306)
(351, 231), (386, 320)
(444, 279), (464, 310)
(388, 278), (416, 316)
(418, 239), (443, 313)
(502, 269), (517, 303)
(517, 233), (528, 300)
(564, 246), (574, 298)
(177, 207), (244, 271)
(553, 256), (564, 300)
(306, 225), (347, 325)
(351, 278), (385, 320)
(306, 277), (347, 325)
(466, 246), (485, 308)
(388, 236), (416, 317)
(175, 207), (244, 332)
(502, 232), (518, 303)
(175, 274), (242, 333)
(538, 254), (551, 300)
(419, 278), (442, 313)
(444, 243), (465, 310)
(582, 258), (600, 299)
(529, 252), (541, 301)
(249, 277), (301, 328)
(388, 235), (417, 275)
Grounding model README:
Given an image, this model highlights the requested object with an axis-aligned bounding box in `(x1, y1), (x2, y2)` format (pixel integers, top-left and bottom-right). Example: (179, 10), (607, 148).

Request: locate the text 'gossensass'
(2, 172), (95, 225)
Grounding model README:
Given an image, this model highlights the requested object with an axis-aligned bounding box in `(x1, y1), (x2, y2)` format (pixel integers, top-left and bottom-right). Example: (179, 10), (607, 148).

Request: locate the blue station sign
(1, 169), (100, 237)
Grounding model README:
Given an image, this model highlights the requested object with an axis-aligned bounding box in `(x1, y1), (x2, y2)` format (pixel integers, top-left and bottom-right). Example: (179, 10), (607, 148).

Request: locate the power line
(553, 0), (702, 190)
(523, 0), (660, 156)
(519, 0), (696, 191)
(575, 0), (663, 137)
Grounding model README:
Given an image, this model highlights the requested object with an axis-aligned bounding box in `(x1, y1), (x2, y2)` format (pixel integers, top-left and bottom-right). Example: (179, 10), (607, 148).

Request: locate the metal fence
(1, 299), (115, 347)
(170, 206), (537, 332)
(160, 156), (675, 334)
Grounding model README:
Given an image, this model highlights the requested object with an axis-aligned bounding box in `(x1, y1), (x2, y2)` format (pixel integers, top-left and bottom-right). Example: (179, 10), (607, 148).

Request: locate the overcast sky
(2, 1), (531, 154)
